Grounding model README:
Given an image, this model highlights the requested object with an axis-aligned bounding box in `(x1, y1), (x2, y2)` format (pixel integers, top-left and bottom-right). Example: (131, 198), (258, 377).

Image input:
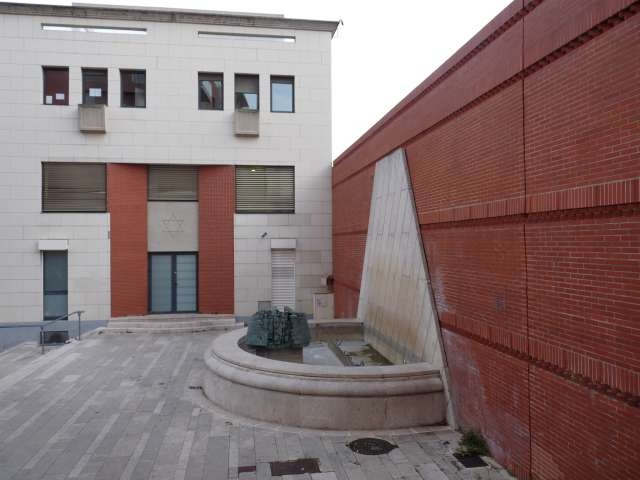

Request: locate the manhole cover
(453, 453), (488, 468)
(270, 458), (320, 476)
(347, 438), (397, 455)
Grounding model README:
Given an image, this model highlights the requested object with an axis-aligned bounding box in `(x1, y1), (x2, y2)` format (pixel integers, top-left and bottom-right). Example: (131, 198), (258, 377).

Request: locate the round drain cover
(347, 438), (397, 455)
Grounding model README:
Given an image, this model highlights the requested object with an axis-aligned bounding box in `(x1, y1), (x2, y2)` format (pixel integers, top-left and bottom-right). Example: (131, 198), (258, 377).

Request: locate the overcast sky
(25, 0), (512, 158)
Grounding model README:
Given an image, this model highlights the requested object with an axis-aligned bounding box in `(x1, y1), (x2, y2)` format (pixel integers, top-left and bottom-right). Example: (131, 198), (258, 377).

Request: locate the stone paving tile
(0, 333), (514, 480)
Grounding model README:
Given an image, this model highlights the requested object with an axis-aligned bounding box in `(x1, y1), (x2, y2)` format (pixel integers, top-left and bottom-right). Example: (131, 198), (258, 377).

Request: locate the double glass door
(149, 253), (197, 313)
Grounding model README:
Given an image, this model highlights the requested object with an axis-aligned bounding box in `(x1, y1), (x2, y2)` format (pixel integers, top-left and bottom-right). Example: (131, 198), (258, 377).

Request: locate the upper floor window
(235, 166), (295, 214)
(198, 72), (223, 110)
(42, 163), (106, 212)
(271, 76), (294, 113)
(235, 74), (259, 111)
(148, 165), (198, 201)
(82, 68), (108, 105)
(43, 67), (68, 105)
(120, 69), (146, 108)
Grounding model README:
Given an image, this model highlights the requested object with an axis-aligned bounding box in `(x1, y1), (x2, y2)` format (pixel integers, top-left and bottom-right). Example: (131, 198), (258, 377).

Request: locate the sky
(24, 0), (513, 158)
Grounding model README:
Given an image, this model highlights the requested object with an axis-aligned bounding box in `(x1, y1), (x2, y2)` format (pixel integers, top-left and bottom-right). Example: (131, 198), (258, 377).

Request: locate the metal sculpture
(245, 307), (310, 349)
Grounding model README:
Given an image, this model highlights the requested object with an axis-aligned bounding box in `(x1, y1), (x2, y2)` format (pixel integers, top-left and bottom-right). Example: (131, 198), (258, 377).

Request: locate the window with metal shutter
(271, 249), (296, 310)
(148, 165), (198, 201)
(235, 165), (294, 213)
(42, 163), (106, 212)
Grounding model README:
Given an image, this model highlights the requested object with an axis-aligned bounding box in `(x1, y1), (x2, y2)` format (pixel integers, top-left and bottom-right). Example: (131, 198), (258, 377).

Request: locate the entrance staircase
(105, 314), (240, 334)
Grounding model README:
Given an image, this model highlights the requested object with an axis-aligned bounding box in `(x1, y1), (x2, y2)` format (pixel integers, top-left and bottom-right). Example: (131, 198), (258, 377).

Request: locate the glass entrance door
(149, 253), (197, 313)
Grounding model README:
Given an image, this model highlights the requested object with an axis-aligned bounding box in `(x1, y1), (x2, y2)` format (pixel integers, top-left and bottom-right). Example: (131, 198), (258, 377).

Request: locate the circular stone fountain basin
(203, 321), (446, 430)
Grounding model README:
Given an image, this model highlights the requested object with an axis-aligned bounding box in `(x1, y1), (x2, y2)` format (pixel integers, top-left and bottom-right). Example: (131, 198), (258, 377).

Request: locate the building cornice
(0, 2), (340, 36)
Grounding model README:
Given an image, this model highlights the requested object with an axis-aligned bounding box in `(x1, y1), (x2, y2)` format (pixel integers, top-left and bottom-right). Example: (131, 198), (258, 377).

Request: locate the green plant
(456, 429), (489, 457)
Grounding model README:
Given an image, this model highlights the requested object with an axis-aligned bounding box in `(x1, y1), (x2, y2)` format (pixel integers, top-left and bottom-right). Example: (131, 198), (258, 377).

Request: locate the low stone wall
(203, 325), (446, 430)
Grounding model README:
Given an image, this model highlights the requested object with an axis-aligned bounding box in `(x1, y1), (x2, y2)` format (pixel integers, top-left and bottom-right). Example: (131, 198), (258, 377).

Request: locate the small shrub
(456, 429), (489, 457)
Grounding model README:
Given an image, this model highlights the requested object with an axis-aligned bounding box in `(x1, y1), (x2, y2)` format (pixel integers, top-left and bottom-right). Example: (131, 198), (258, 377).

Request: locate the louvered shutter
(148, 165), (198, 201)
(271, 249), (296, 310)
(42, 163), (106, 212)
(235, 166), (295, 213)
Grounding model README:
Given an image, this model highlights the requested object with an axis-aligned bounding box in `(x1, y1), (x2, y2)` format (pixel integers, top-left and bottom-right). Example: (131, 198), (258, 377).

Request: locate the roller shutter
(271, 249), (295, 310)
(148, 165), (198, 201)
(235, 165), (294, 213)
(42, 162), (106, 212)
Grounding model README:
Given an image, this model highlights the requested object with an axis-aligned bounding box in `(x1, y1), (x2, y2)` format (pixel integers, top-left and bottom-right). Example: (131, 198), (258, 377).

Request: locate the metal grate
(148, 165), (198, 201)
(269, 458), (320, 476)
(42, 163), (106, 212)
(235, 165), (294, 213)
(347, 438), (397, 456)
(454, 454), (488, 468)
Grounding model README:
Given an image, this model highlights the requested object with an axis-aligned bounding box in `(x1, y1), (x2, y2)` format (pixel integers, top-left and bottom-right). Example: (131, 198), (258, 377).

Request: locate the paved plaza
(0, 332), (512, 480)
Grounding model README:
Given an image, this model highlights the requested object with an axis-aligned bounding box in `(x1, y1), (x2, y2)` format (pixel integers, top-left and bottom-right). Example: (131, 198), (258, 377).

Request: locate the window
(43, 251), (68, 320)
(198, 72), (223, 110)
(120, 69), (146, 108)
(43, 67), (69, 105)
(148, 165), (198, 201)
(198, 31), (295, 43)
(271, 76), (294, 113)
(235, 74), (259, 111)
(42, 163), (106, 212)
(42, 24), (147, 35)
(235, 166), (294, 213)
(82, 68), (108, 105)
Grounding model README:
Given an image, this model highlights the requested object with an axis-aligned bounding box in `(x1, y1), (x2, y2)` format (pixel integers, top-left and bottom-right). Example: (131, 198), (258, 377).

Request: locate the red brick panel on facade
(198, 166), (234, 314)
(422, 220), (528, 353)
(332, 232), (367, 318)
(526, 210), (640, 394)
(407, 83), (525, 225)
(523, 0), (639, 68)
(530, 367), (640, 480)
(107, 163), (148, 317)
(331, 1), (640, 478)
(525, 12), (640, 213)
(443, 330), (531, 479)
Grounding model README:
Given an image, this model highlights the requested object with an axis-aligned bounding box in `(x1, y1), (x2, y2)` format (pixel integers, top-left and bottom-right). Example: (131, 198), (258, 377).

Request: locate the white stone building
(0, 2), (337, 323)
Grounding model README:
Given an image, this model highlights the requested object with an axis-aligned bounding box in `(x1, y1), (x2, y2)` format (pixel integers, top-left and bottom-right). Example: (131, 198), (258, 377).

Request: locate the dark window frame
(234, 73), (259, 112)
(120, 69), (146, 108)
(42, 66), (69, 106)
(270, 75), (295, 113)
(197, 72), (224, 111)
(81, 67), (108, 105)
(41, 162), (107, 213)
(148, 252), (199, 314)
(235, 165), (295, 214)
(43, 250), (68, 320)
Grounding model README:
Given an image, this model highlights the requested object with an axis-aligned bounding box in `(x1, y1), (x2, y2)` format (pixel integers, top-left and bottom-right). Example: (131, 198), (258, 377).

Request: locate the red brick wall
(108, 164), (148, 317)
(332, 1), (640, 478)
(198, 166), (235, 314)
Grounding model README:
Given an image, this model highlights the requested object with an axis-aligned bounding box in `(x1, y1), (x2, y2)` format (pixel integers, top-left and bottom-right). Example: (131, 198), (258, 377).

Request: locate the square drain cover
(270, 458), (320, 476)
(454, 453), (488, 468)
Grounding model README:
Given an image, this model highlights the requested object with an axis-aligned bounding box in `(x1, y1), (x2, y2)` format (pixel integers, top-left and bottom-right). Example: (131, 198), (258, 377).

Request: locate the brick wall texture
(332, 1), (640, 478)
(198, 165), (235, 314)
(107, 164), (148, 317)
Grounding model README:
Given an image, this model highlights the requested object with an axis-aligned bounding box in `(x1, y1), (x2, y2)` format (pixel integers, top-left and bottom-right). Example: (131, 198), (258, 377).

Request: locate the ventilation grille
(148, 165), (198, 201)
(235, 166), (294, 213)
(42, 163), (106, 212)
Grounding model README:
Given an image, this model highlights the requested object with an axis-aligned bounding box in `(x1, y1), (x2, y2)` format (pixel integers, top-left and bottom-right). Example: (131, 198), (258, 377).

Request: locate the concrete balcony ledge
(78, 104), (106, 133)
(203, 326), (446, 430)
(234, 109), (259, 136)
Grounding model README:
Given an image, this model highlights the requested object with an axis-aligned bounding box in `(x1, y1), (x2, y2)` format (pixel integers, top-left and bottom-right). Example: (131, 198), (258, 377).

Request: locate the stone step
(105, 314), (240, 334)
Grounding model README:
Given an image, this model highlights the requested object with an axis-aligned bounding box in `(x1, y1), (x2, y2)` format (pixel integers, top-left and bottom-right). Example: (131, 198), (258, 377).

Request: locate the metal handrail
(0, 310), (84, 354)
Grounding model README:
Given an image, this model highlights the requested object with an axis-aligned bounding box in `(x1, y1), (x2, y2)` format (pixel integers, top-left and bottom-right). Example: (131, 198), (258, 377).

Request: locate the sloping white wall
(357, 149), (444, 367)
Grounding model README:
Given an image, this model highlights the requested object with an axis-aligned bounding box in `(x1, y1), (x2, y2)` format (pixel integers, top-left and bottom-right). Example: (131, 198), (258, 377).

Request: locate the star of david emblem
(161, 212), (184, 237)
